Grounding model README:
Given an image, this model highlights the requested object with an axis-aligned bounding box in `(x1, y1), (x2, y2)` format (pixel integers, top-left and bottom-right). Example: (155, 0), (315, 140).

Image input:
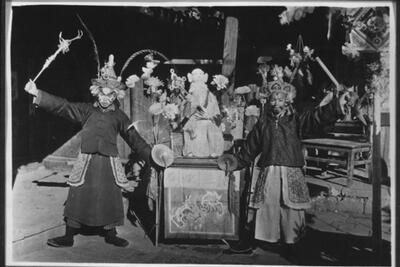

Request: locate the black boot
(223, 240), (253, 254)
(104, 228), (129, 247)
(47, 226), (78, 247)
(280, 243), (303, 264)
(223, 225), (253, 254)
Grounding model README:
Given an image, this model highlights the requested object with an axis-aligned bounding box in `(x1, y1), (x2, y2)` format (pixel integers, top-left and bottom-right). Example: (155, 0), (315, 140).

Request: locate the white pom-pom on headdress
(116, 89), (126, 100)
(90, 85), (100, 96)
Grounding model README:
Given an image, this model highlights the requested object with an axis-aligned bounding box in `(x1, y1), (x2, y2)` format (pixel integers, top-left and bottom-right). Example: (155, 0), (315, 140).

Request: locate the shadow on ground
(122, 162), (391, 266)
(124, 193), (391, 266)
(295, 227), (391, 266)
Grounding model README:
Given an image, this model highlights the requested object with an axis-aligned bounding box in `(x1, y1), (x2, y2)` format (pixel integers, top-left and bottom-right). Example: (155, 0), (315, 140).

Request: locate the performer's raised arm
(298, 90), (351, 139)
(24, 80), (92, 124)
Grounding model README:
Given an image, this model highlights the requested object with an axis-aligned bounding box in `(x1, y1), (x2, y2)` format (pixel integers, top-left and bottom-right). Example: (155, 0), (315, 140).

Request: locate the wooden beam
(370, 94), (382, 264)
(163, 59), (223, 65)
(221, 17), (239, 106)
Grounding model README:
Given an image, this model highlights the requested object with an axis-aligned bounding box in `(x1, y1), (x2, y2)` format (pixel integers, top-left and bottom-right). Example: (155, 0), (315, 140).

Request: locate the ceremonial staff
(33, 30), (83, 82)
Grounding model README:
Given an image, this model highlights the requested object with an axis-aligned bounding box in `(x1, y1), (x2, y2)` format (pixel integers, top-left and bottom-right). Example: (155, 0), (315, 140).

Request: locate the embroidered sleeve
(235, 118), (264, 169)
(298, 98), (344, 138)
(119, 112), (152, 163)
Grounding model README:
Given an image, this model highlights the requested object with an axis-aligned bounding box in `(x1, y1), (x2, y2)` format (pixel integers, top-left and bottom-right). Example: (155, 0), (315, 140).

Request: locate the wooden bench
(301, 138), (371, 186)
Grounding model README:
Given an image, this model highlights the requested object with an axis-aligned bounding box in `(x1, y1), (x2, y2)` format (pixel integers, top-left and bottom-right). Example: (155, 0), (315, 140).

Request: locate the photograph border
(3, 1), (398, 266)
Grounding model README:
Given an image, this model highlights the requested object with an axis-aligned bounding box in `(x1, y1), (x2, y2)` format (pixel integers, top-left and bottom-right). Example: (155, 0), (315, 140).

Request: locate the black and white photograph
(4, 1), (396, 266)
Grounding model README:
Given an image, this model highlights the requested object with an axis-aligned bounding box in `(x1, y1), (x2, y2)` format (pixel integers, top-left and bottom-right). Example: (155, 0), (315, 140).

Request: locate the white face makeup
(97, 87), (117, 108)
(269, 92), (287, 115)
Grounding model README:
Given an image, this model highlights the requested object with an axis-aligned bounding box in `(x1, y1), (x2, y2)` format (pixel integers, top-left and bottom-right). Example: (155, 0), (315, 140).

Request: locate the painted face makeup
(98, 87), (117, 108)
(269, 92), (287, 115)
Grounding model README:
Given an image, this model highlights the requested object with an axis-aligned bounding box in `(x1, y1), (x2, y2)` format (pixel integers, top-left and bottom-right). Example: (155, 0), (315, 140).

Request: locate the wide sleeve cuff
(32, 89), (43, 107)
(320, 97), (345, 120)
(334, 98), (346, 117)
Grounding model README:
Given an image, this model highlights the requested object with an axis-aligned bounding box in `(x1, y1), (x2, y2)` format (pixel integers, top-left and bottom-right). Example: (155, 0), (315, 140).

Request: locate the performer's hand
(217, 154), (238, 172)
(122, 180), (139, 192)
(319, 91), (333, 107)
(24, 79), (39, 96)
(335, 84), (346, 92)
(132, 161), (145, 178)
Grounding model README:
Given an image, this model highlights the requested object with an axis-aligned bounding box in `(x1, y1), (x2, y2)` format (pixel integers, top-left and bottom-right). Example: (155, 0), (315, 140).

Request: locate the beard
(267, 105), (284, 116)
(273, 106), (283, 115)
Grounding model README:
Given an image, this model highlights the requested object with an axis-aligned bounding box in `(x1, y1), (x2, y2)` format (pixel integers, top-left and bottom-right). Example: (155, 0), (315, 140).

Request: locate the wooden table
(301, 138), (371, 186)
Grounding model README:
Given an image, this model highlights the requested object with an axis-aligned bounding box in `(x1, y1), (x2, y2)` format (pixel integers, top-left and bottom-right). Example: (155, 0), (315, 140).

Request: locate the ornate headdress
(90, 55), (127, 99)
(266, 65), (297, 103)
(267, 80), (296, 103)
(78, 14), (168, 100)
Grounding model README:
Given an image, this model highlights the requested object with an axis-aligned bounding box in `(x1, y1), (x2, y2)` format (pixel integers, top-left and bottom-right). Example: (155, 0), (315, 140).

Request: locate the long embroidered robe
(34, 90), (151, 226)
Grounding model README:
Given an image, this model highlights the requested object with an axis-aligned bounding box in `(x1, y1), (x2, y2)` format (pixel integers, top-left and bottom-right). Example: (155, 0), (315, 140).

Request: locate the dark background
(11, 5), (356, 177)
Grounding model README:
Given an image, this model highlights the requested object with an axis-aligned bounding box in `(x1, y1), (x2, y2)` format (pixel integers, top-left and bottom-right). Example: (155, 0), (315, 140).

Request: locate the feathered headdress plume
(76, 13), (101, 77)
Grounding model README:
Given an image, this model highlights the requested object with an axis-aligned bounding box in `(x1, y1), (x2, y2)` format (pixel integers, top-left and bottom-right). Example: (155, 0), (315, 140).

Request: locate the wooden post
(155, 170), (163, 246)
(221, 17), (239, 106)
(370, 92), (382, 264)
(130, 79), (153, 123)
(117, 87), (132, 160)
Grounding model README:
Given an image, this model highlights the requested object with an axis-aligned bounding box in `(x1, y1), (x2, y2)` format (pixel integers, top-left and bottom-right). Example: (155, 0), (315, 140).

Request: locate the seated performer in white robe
(183, 68), (224, 158)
